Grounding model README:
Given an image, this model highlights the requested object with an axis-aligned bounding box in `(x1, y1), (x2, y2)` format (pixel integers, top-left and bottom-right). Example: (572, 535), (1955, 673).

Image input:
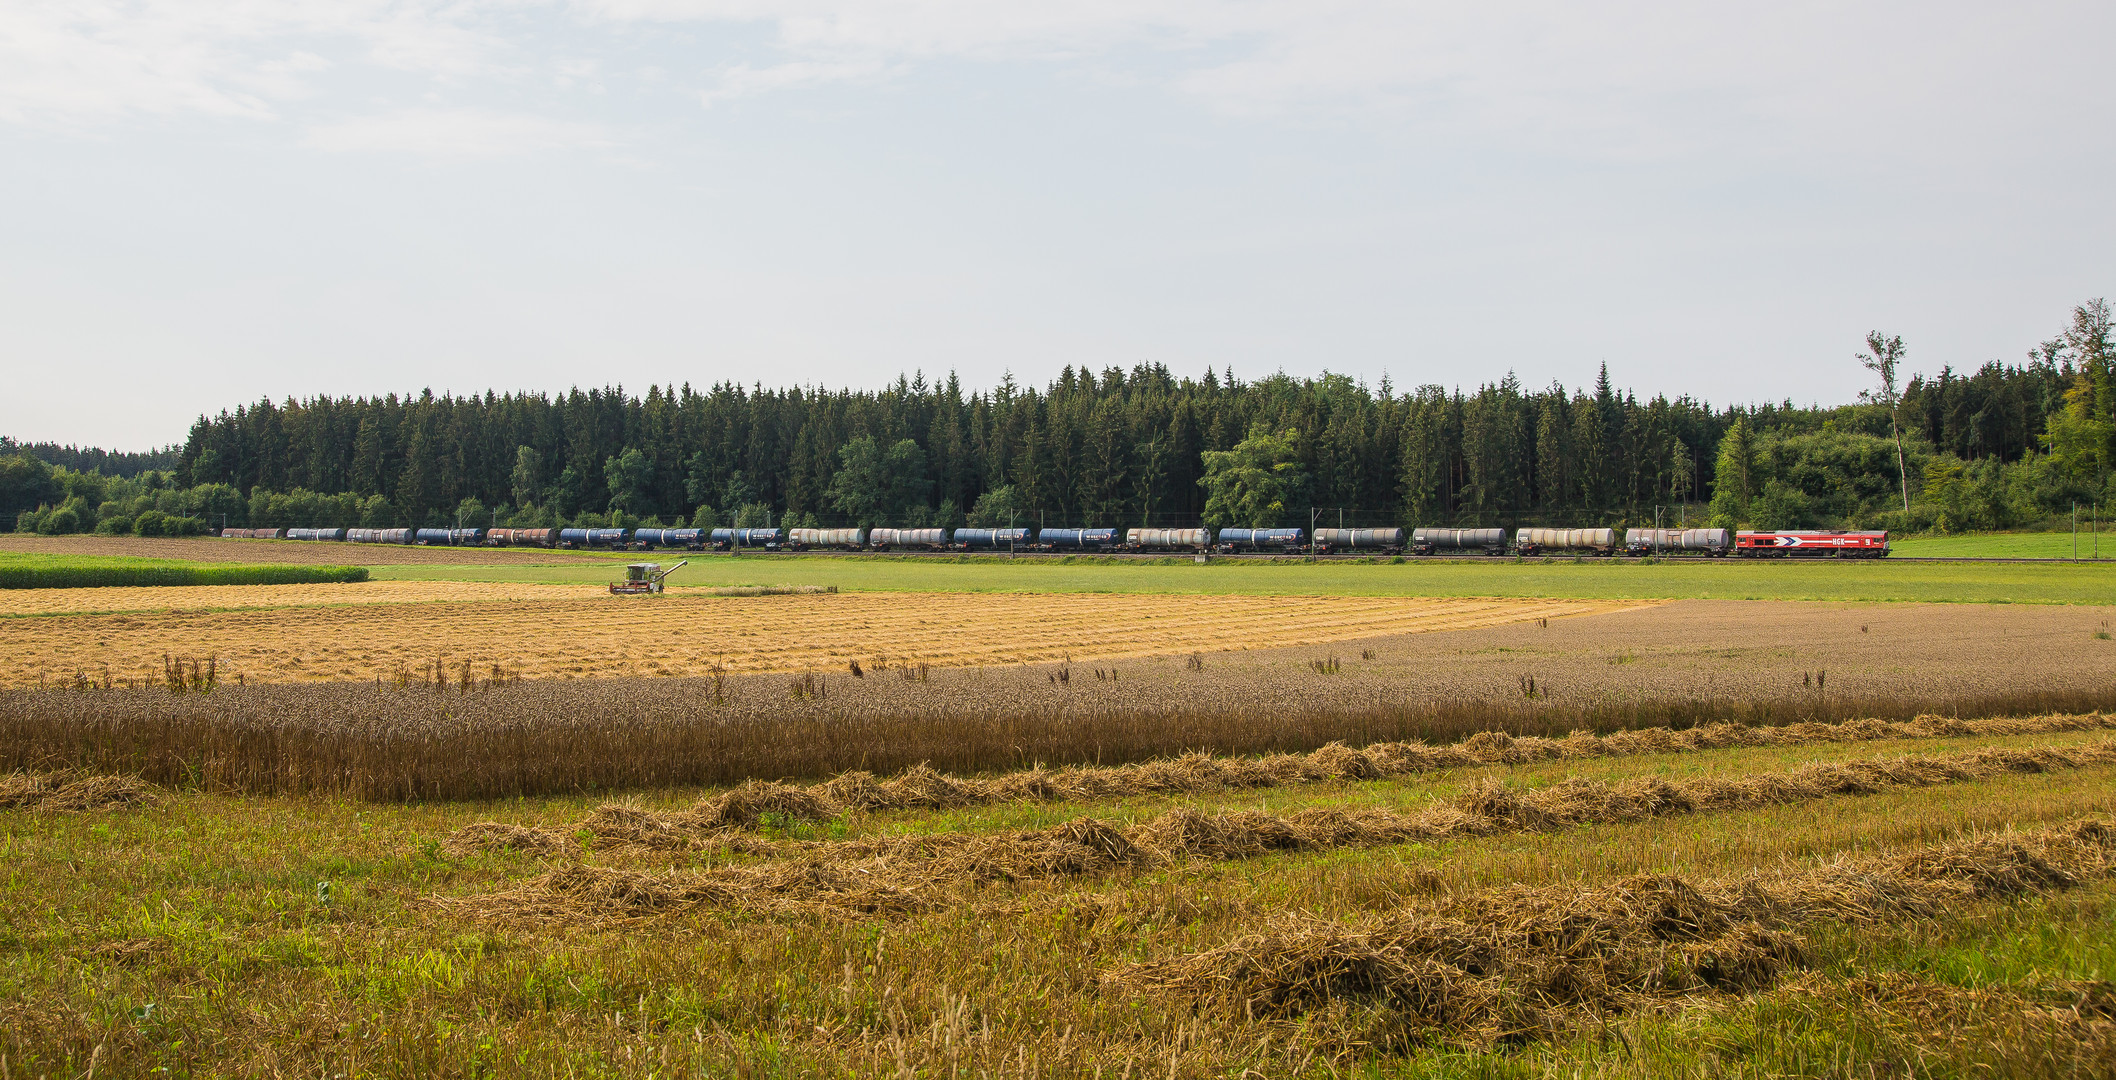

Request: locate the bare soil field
(0, 534), (605, 565)
(0, 591), (1645, 687)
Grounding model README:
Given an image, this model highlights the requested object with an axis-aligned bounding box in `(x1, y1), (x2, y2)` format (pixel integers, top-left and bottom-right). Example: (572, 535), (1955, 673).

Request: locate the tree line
(7, 300), (2112, 537)
(2, 439), (178, 479)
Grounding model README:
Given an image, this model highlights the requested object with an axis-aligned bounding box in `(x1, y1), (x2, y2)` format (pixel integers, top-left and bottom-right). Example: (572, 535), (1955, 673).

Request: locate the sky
(2, 1), (2111, 450)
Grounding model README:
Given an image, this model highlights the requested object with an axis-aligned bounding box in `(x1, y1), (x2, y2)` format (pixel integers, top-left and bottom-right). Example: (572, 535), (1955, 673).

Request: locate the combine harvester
(610, 560), (687, 595)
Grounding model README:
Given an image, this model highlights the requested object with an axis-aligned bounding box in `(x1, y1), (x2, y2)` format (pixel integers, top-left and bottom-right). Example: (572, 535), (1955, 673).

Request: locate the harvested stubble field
(3, 722), (2113, 1076)
(0, 534), (610, 566)
(0, 588), (1648, 687)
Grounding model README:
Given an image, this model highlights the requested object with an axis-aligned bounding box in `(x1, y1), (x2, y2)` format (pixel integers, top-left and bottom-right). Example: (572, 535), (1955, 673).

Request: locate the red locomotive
(1734, 530), (1889, 558)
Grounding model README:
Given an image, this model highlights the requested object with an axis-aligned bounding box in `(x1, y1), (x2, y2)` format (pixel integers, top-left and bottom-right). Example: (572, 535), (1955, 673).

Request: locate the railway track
(693, 550), (2116, 565)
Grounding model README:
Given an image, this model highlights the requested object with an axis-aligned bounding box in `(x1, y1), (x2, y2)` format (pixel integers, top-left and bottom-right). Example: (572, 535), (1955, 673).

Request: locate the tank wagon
(1125, 527), (1212, 552)
(632, 527), (709, 550)
(284, 528), (346, 542)
(1035, 528), (1121, 552)
(1215, 528), (1305, 553)
(345, 528), (413, 544)
(708, 527), (783, 550)
(414, 527), (486, 546)
(1623, 528), (1732, 556)
(1515, 528), (1618, 556)
(869, 528), (951, 551)
(485, 528), (558, 547)
(555, 527), (626, 549)
(219, 528), (285, 539)
(786, 528), (866, 551)
(1313, 527), (1405, 555)
(952, 527), (1031, 550)
(1412, 528), (1504, 555)
(1736, 530), (1888, 558)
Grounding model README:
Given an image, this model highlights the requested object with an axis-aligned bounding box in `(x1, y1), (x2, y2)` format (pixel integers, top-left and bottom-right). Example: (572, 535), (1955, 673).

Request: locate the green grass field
(366, 552), (2116, 604)
(0, 552), (369, 589)
(3, 726), (2110, 1076)
(1892, 529), (2116, 559)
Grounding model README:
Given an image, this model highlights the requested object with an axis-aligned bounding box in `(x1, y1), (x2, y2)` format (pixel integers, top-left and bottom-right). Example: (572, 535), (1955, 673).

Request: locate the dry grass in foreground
(3, 727), (2111, 1078)
(1110, 818), (2116, 1052)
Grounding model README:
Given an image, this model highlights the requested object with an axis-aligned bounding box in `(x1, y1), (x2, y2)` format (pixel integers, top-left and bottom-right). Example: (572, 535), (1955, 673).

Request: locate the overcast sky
(3, 2), (2110, 450)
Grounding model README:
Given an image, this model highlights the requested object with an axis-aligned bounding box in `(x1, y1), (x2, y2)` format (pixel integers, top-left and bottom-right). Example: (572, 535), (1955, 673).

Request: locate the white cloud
(303, 106), (612, 156)
(1, 0), (2108, 172)
(588, 0), (2116, 164)
(698, 57), (891, 105)
(581, 0), (1223, 58)
(0, 0), (513, 127)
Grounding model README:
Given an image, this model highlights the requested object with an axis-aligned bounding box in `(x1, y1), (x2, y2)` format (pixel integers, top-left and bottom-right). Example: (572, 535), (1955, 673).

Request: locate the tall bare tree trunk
(1891, 413), (1909, 516)
(1860, 331), (1912, 520)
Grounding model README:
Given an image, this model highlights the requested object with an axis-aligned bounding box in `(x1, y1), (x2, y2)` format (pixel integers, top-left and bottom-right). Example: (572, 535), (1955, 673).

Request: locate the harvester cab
(610, 560), (686, 595)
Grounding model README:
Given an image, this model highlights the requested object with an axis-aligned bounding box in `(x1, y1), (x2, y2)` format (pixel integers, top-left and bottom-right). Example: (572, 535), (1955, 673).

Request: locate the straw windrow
(579, 712), (2116, 838)
(453, 722), (2116, 857)
(445, 741), (2116, 919)
(1107, 819), (2116, 1049)
(0, 771), (156, 812)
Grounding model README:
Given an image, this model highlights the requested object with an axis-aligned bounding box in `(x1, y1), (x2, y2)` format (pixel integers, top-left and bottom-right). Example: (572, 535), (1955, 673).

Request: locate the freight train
(224, 523), (1889, 557)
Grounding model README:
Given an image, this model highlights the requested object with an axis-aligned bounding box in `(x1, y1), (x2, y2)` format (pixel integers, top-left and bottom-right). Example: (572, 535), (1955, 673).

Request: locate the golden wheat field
(0, 589), (1653, 687)
(0, 579), (611, 616)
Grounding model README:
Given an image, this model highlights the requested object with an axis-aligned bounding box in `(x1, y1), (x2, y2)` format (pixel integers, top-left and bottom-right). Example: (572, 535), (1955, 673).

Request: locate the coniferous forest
(6, 300), (2113, 538)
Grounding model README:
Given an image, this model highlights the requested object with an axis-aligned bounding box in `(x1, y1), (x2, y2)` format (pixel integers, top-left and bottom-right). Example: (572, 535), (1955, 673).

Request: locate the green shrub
(130, 510), (209, 537)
